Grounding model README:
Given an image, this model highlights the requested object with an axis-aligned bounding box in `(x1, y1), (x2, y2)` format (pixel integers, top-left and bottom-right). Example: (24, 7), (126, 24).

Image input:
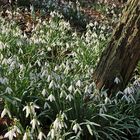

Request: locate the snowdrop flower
(47, 75), (51, 82)
(74, 88), (81, 95)
(94, 21), (98, 26)
(0, 77), (8, 85)
(47, 94), (55, 102)
(73, 123), (82, 133)
(23, 105), (30, 118)
(53, 117), (66, 130)
(5, 87), (13, 94)
(114, 77), (121, 84)
(124, 87), (134, 94)
(19, 64), (24, 72)
(1, 108), (11, 118)
(104, 97), (111, 104)
(88, 22), (94, 27)
(41, 89), (47, 97)
(38, 131), (46, 140)
(60, 90), (67, 98)
(18, 48), (23, 54)
(66, 94), (74, 102)
(41, 70), (47, 78)
(2, 58), (8, 65)
(68, 85), (73, 93)
(49, 80), (55, 89)
(99, 108), (104, 115)
(30, 118), (40, 130)
(47, 47), (52, 51)
(47, 128), (55, 139)
(23, 132), (28, 140)
(35, 60), (41, 67)
(13, 125), (21, 134)
(4, 129), (16, 140)
(76, 80), (82, 87)
(23, 102), (39, 118)
(10, 61), (16, 70)
(0, 41), (5, 50)
(54, 65), (59, 71)
(30, 103), (39, 114)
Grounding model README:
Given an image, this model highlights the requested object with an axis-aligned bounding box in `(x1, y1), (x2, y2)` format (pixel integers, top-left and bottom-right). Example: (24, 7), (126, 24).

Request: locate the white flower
(73, 123), (82, 133)
(4, 129), (16, 140)
(104, 97), (111, 104)
(41, 70), (47, 78)
(54, 66), (59, 71)
(23, 105), (31, 118)
(30, 103), (39, 115)
(94, 21), (98, 26)
(49, 80), (55, 89)
(76, 80), (82, 87)
(38, 131), (46, 140)
(60, 90), (67, 98)
(13, 125), (21, 134)
(0, 41), (5, 50)
(124, 87), (134, 94)
(114, 77), (121, 84)
(23, 132), (28, 140)
(66, 94), (74, 102)
(2, 58), (8, 65)
(88, 23), (94, 27)
(53, 118), (65, 130)
(47, 129), (55, 139)
(68, 85), (73, 93)
(41, 89), (47, 97)
(18, 48), (23, 54)
(23, 102), (39, 117)
(5, 87), (13, 94)
(47, 94), (55, 102)
(0, 77), (9, 85)
(47, 47), (52, 51)
(35, 60), (41, 67)
(30, 118), (40, 130)
(47, 75), (51, 82)
(1, 108), (11, 118)
(19, 64), (24, 72)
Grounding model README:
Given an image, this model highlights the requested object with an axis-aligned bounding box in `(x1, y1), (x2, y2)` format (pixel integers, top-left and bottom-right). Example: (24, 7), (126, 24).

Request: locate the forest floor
(0, 0), (124, 129)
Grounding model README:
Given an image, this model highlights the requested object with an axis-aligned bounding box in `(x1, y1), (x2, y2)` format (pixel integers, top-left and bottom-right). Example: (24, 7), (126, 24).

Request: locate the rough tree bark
(93, 0), (140, 95)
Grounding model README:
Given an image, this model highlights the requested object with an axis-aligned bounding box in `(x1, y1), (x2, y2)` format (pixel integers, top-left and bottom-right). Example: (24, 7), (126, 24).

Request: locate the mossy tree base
(93, 0), (140, 95)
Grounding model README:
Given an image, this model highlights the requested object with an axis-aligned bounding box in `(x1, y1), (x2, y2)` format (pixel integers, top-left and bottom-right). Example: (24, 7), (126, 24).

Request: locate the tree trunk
(93, 0), (140, 95)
